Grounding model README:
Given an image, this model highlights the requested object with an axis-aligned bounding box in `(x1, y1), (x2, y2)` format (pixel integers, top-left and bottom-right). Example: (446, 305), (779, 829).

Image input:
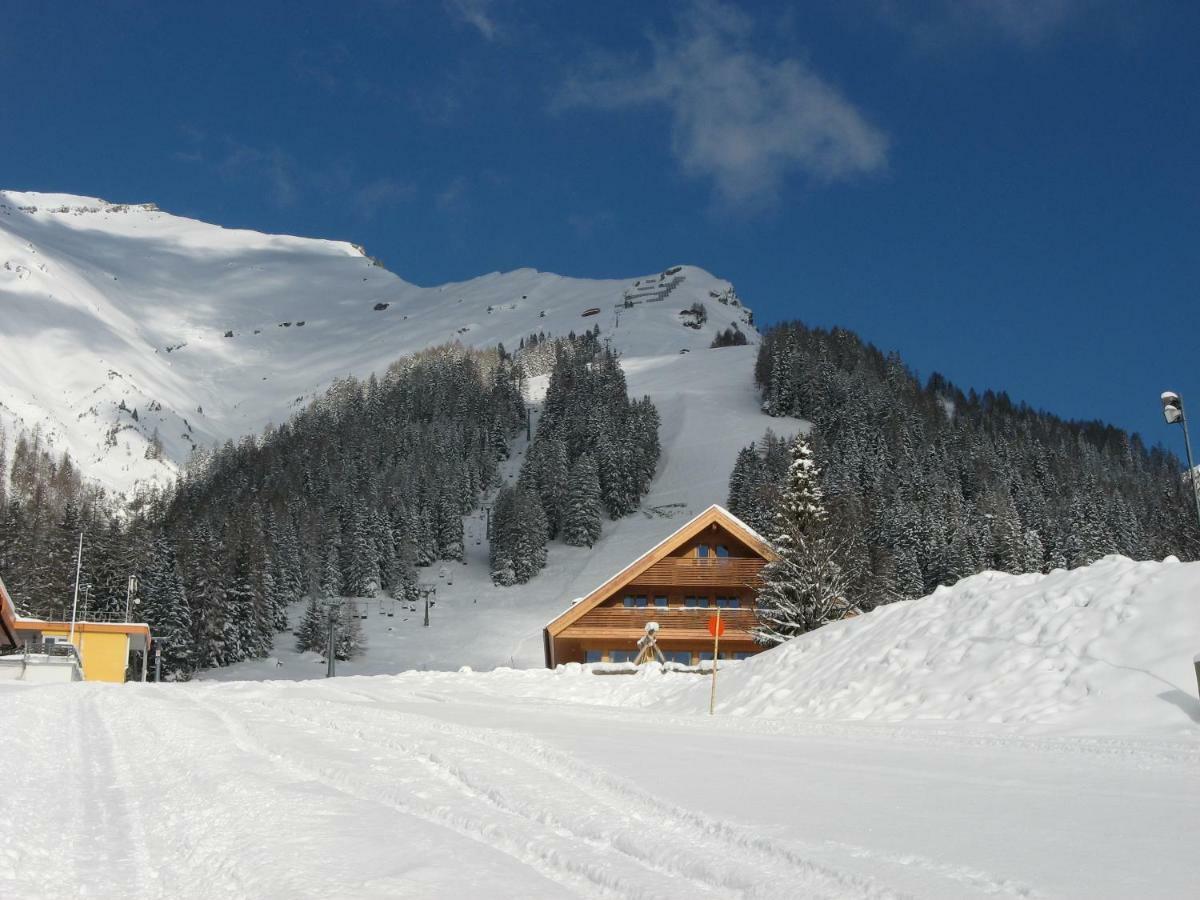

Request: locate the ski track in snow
(185, 686), (895, 899)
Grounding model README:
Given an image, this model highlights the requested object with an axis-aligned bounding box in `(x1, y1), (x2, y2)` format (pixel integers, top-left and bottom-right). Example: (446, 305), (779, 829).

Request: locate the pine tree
(140, 534), (196, 678)
(562, 453), (602, 547)
(295, 594), (326, 653)
(754, 437), (851, 645)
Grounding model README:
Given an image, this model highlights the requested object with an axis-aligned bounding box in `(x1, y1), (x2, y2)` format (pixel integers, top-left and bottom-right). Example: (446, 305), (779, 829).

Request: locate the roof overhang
(15, 619), (153, 653)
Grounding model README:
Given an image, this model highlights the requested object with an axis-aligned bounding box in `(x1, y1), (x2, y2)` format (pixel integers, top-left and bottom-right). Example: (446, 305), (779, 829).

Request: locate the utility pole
(68, 532), (83, 645)
(154, 643), (162, 683)
(1161, 392), (1200, 530)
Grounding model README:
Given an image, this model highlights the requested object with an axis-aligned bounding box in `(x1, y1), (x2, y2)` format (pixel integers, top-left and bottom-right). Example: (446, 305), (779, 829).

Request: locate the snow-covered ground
(4, 555), (1200, 897)
(0, 190), (754, 493)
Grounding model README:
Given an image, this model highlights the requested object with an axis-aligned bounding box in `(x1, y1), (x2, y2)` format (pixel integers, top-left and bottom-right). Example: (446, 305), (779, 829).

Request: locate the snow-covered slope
(646, 555), (1200, 736)
(4, 555), (1199, 898)
(0, 190), (754, 492)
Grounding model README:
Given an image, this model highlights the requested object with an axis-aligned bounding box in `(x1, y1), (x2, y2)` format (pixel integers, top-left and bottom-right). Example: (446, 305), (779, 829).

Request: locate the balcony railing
(562, 607), (759, 639)
(633, 556), (765, 587)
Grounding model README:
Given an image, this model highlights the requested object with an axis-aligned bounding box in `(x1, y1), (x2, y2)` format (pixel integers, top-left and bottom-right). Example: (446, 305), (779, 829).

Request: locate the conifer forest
(729, 322), (1199, 617)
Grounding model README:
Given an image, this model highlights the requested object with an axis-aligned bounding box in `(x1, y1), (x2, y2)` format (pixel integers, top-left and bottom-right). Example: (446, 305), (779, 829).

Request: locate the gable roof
(544, 504), (776, 636)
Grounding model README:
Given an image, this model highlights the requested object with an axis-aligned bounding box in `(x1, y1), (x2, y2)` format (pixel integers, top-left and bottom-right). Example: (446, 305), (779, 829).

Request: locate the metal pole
(424, 594), (430, 627)
(709, 606), (722, 716)
(154, 645), (162, 683)
(141, 646), (148, 683)
(326, 609), (337, 678)
(1179, 407), (1200, 531)
(68, 532), (83, 645)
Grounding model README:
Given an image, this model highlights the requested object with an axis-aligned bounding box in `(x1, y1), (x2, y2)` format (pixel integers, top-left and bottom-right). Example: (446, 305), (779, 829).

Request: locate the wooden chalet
(543, 505), (777, 667)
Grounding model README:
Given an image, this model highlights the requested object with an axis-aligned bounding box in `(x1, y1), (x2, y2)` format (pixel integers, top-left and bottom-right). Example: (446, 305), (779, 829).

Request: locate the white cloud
(553, 1), (887, 207)
(445, 0), (499, 41)
(354, 178), (416, 220)
(874, 0), (1082, 48)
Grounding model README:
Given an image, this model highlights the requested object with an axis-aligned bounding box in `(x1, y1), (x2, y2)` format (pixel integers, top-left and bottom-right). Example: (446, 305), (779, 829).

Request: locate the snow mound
(665, 555), (1200, 735)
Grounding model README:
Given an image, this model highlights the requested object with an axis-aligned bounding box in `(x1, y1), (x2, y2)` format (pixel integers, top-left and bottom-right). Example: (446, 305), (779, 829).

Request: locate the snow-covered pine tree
(335, 601), (366, 660)
(319, 537), (341, 601)
(294, 594), (326, 653)
(140, 533), (196, 678)
(562, 452), (602, 547)
(754, 436), (852, 645)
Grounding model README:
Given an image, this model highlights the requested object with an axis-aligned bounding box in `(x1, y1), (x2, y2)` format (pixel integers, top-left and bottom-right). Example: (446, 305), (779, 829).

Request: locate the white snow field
(3, 555), (1200, 898)
(0, 190), (754, 493)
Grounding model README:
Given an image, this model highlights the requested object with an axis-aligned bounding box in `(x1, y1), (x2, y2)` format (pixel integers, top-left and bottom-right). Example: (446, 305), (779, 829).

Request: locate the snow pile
(0, 191), (755, 493)
(664, 555), (1200, 734)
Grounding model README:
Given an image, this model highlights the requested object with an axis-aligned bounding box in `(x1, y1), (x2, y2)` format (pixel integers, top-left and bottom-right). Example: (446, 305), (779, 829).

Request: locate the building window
(585, 650), (603, 663)
(715, 544), (730, 557)
(622, 595), (648, 608)
(734, 652), (754, 661)
(654, 596), (668, 608)
(663, 650), (692, 665)
(716, 596), (741, 609)
(610, 650), (636, 663)
(684, 596), (711, 608)
(696, 544), (710, 558)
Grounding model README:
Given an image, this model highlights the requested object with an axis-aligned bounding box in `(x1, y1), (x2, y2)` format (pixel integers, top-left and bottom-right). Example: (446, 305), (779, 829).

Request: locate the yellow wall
(42, 628), (131, 683)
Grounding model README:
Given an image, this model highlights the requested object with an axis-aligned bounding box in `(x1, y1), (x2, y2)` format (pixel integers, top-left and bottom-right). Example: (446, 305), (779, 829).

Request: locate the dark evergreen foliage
(710, 325), (749, 348)
(0, 345), (526, 675)
(496, 339), (659, 584)
(736, 322), (1199, 610)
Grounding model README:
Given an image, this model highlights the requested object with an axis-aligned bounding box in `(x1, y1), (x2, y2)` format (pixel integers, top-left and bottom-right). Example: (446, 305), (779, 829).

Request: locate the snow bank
(663, 555), (1200, 735)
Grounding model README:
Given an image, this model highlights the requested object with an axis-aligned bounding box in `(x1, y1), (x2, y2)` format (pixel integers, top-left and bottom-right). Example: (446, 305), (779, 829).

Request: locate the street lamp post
(1161, 391), (1200, 530)
(125, 574), (139, 621)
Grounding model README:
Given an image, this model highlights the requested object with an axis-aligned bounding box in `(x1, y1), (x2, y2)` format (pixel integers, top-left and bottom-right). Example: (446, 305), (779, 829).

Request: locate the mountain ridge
(0, 190), (755, 493)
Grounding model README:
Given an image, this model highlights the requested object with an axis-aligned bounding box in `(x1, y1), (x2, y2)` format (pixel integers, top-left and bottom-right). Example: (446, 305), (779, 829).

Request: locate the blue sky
(3, 0), (1198, 447)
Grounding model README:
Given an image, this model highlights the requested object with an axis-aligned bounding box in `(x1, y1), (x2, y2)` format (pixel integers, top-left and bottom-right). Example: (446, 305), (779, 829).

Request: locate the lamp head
(1162, 391), (1183, 425)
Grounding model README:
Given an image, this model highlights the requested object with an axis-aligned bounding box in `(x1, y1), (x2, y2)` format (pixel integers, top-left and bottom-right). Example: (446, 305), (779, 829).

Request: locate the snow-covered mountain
(0, 190), (755, 493)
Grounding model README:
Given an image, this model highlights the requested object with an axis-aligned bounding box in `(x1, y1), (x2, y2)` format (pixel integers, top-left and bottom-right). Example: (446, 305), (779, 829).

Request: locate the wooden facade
(543, 505), (777, 667)
(0, 576), (18, 650)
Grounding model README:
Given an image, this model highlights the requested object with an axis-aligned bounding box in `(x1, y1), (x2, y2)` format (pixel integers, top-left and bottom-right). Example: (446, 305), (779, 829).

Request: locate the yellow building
(27, 621), (153, 683)
(3, 571), (154, 683)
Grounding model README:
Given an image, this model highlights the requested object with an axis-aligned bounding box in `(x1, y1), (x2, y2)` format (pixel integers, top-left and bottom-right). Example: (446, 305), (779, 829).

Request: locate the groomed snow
(3, 554), (1199, 898)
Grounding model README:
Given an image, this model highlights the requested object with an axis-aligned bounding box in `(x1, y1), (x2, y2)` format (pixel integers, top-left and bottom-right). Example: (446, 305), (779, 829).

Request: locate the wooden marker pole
(708, 606), (722, 716)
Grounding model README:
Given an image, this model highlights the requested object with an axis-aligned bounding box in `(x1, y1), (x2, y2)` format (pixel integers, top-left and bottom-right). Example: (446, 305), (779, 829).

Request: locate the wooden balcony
(561, 607), (759, 641)
(633, 556), (765, 588)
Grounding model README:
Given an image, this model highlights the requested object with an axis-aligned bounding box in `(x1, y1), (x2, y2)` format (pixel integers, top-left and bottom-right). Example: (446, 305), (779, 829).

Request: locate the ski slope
(207, 343), (799, 678)
(4, 551), (1200, 900)
(0, 190), (754, 493)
